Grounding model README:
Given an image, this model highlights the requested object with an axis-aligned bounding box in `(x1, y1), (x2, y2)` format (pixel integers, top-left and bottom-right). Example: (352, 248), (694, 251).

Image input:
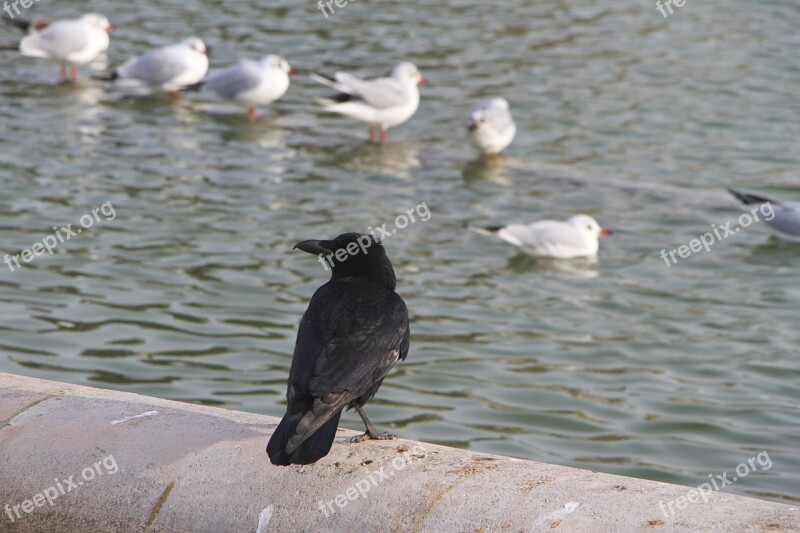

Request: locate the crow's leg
(350, 405), (395, 443)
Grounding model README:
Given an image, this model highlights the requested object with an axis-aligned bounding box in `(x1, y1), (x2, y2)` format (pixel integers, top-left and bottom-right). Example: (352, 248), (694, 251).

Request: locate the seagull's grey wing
(335, 73), (409, 109)
(204, 62), (261, 99)
(728, 189), (800, 237)
(119, 47), (188, 84)
(484, 104), (515, 133)
(500, 222), (585, 250)
(767, 204), (800, 236)
(23, 20), (89, 57)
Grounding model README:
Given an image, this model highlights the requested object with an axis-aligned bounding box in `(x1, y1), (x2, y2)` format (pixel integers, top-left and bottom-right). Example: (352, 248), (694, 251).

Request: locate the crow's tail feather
(267, 411), (342, 466)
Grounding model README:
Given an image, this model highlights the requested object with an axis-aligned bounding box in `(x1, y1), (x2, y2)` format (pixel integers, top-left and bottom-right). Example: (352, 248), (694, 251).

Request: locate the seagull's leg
(368, 127), (375, 142)
(70, 64), (77, 81)
(165, 90), (181, 101)
(59, 63), (66, 79)
(379, 128), (387, 143)
(247, 103), (257, 121)
(350, 405), (395, 443)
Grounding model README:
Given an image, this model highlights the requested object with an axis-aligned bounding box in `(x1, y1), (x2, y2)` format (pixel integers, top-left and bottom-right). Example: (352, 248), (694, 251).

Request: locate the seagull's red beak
(105, 24), (115, 33)
(418, 76), (427, 85)
(289, 67), (299, 75)
(599, 228), (612, 236)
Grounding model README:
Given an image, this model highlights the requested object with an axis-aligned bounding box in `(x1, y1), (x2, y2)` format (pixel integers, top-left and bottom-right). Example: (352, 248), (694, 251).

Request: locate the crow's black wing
(284, 286), (409, 454)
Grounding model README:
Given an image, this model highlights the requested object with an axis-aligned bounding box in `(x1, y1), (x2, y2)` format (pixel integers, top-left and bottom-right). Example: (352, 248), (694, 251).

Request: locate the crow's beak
(294, 239), (334, 256)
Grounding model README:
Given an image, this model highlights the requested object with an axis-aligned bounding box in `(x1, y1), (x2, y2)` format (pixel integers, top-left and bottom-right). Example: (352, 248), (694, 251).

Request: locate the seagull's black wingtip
(727, 188), (778, 206)
(92, 71), (119, 82)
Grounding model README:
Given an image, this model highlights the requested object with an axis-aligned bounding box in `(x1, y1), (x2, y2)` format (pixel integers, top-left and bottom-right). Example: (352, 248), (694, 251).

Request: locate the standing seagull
(728, 189), (800, 241)
(267, 233), (410, 466)
(198, 55), (297, 120)
(101, 38), (209, 96)
(4, 13), (113, 81)
(311, 62), (425, 142)
(466, 98), (516, 156)
(473, 214), (612, 259)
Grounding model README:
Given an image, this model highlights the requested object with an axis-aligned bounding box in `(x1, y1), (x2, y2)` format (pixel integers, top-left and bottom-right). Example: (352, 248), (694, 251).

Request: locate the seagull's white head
(81, 13), (113, 33)
(182, 37), (208, 56)
(487, 97), (510, 110)
(392, 62), (426, 86)
(466, 98), (511, 131)
(260, 55), (297, 75)
(467, 110), (486, 131)
(568, 214), (612, 237)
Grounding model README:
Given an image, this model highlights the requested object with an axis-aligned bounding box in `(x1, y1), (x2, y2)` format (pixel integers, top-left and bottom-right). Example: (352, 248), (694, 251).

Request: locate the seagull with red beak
(311, 61), (425, 143)
(7, 13), (113, 81)
(196, 55), (298, 120)
(473, 214), (612, 259)
(99, 37), (209, 97)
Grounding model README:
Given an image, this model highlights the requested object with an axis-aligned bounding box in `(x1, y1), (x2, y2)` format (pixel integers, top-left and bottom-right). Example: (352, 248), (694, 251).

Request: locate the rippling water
(1, 0), (798, 505)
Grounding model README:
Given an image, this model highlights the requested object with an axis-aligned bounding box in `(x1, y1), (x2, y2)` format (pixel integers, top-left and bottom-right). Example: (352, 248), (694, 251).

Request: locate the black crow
(267, 233), (410, 466)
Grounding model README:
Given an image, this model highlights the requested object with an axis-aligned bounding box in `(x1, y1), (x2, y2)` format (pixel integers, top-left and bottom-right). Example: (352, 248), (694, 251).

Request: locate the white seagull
(199, 55), (297, 119)
(311, 62), (425, 142)
(474, 214), (612, 259)
(729, 189), (800, 241)
(6, 13), (113, 80)
(466, 98), (516, 156)
(106, 38), (209, 95)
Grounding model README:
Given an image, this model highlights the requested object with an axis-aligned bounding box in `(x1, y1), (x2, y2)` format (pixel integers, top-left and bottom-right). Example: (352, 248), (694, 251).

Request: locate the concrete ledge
(0, 372), (797, 532)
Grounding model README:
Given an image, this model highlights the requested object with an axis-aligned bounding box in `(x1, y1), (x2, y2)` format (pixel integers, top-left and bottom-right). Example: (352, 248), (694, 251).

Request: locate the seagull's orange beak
(105, 24), (115, 33)
(289, 66), (299, 75)
(418, 75), (427, 85)
(599, 228), (612, 236)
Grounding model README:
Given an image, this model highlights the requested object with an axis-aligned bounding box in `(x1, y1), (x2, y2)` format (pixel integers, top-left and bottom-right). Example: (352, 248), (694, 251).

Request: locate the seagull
(3, 13), (113, 80)
(101, 37), (209, 96)
(728, 189), (800, 241)
(466, 98), (516, 156)
(473, 214), (612, 259)
(311, 62), (425, 142)
(196, 55), (297, 119)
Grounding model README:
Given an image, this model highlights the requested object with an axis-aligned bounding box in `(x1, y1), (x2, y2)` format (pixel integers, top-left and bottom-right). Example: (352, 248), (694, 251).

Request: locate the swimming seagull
(466, 98), (516, 156)
(728, 189), (800, 241)
(196, 55), (297, 119)
(473, 214), (612, 259)
(99, 38), (209, 95)
(3, 13), (113, 80)
(310, 62), (425, 142)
